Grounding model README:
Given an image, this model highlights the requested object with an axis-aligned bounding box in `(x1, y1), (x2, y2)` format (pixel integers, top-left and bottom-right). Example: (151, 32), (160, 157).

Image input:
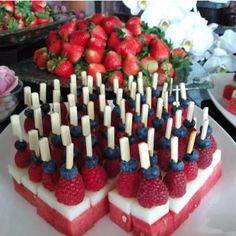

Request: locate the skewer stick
(175, 109), (182, 129)
(34, 108), (43, 136)
(104, 105), (112, 127)
(87, 101), (95, 120)
(53, 102), (61, 116)
(152, 73), (158, 90)
(85, 134), (93, 157)
(39, 83), (46, 104)
(141, 104), (149, 128)
(130, 81), (137, 100)
(24, 86), (31, 107)
(120, 99), (126, 124)
(108, 126), (115, 149)
(113, 78), (119, 94)
(81, 71), (87, 86)
(187, 130), (197, 154)
(28, 129), (40, 156)
(125, 112), (133, 136)
(70, 82), (77, 102)
(39, 137), (51, 162)
(202, 107), (209, 123)
(146, 87), (152, 108)
(180, 82), (187, 100)
(148, 128), (155, 157)
(51, 113), (61, 135)
(164, 91), (169, 111)
(137, 76), (144, 95)
(175, 85), (179, 107)
(100, 84), (105, 95)
(32, 92), (40, 110)
(70, 74), (77, 85)
(156, 97), (163, 119)
(165, 118), (173, 139)
(10, 115), (23, 141)
(119, 137), (130, 162)
(135, 93), (141, 116)
(171, 136), (178, 163)
(169, 78), (173, 96)
(128, 75), (134, 91)
(139, 142), (150, 169)
(81, 115), (91, 136)
(187, 101), (195, 122)
(82, 86), (89, 105)
(53, 90), (60, 103)
(96, 72), (102, 88)
(61, 125), (72, 146)
(53, 79), (60, 91)
(66, 143), (74, 170)
(161, 82), (168, 99)
(69, 106), (78, 126)
(201, 119), (209, 140)
(116, 88), (123, 106)
(67, 94), (76, 108)
(87, 75), (93, 94)
(99, 94), (106, 112)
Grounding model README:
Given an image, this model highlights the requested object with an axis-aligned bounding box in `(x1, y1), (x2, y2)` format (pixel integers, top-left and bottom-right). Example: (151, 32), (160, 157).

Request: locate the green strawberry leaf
(15, 1), (32, 15)
(114, 25), (126, 40)
(137, 43), (149, 59)
(74, 57), (88, 77)
(7, 18), (18, 31)
(37, 11), (50, 19)
(0, 5), (6, 22)
(25, 13), (35, 25)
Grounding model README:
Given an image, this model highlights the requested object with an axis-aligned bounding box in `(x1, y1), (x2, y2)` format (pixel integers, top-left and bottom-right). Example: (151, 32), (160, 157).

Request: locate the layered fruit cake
(8, 73), (222, 236)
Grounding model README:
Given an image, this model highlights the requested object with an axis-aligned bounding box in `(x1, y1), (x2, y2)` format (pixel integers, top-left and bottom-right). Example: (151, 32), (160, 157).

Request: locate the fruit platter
(32, 13), (192, 88)
(0, 1), (73, 47)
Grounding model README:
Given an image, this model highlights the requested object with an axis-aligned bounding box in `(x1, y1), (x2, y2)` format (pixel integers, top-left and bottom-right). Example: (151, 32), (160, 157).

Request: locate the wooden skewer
(135, 93), (141, 116)
(61, 125), (72, 146)
(34, 108), (43, 136)
(165, 118), (173, 139)
(201, 119), (209, 140)
(130, 81), (137, 100)
(32, 92), (40, 110)
(175, 109), (182, 129)
(82, 86), (89, 105)
(53, 90), (60, 104)
(141, 104), (149, 128)
(39, 83), (47, 104)
(148, 128), (155, 157)
(70, 74), (77, 85)
(187, 130), (197, 154)
(67, 94), (76, 108)
(85, 134), (93, 157)
(171, 136), (178, 163)
(81, 71), (87, 86)
(87, 101), (95, 120)
(81, 115), (91, 136)
(113, 78), (119, 94)
(10, 115), (23, 141)
(39, 137), (51, 162)
(104, 105), (112, 127)
(24, 86), (31, 107)
(28, 129), (40, 156)
(139, 142), (150, 170)
(51, 113), (61, 135)
(128, 75), (134, 91)
(108, 126), (115, 149)
(120, 99), (126, 124)
(125, 112), (133, 137)
(146, 87), (152, 108)
(187, 101), (195, 122)
(161, 82), (168, 99)
(53, 79), (60, 91)
(152, 73), (158, 90)
(66, 143), (74, 169)
(69, 106), (78, 126)
(96, 72), (102, 88)
(87, 75), (93, 94)
(119, 137), (130, 162)
(156, 97), (163, 119)
(180, 82), (187, 100)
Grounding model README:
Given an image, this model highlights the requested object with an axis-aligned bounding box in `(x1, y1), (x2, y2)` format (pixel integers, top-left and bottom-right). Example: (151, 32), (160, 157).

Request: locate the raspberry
(137, 178), (169, 208)
(51, 146), (65, 167)
(103, 159), (120, 178)
(42, 172), (60, 191)
(209, 135), (217, 152)
(130, 142), (140, 160)
(178, 138), (187, 159)
(157, 149), (171, 172)
(81, 165), (107, 191)
(117, 171), (141, 198)
(15, 150), (31, 168)
(42, 115), (51, 137)
(163, 171), (187, 198)
(197, 146), (214, 169)
(28, 164), (42, 183)
(55, 174), (85, 206)
(24, 118), (35, 133)
(184, 161), (198, 182)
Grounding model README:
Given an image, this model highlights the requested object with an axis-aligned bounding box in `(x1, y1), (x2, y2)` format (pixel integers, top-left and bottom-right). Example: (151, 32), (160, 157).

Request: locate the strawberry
(55, 165), (85, 206)
(14, 146), (32, 168)
(123, 54), (140, 76)
(101, 15), (122, 35)
(108, 32), (121, 50)
(58, 19), (77, 41)
(90, 13), (106, 25)
(47, 58), (58, 73)
(115, 38), (138, 57)
(104, 51), (122, 70)
(54, 58), (74, 79)
(163, 160), (187, 198)
(77, 19), (89, 30)
(150, 39), (170, 61)
(172, 48), (187, 58)
(25, 13), (38, 27)
(36, 50), (48, 70)
(14, 1), (31, 19)
(158, 61), (174, 84)
(36, 11), (50, 25)
(126, 16), (142, 36)
(61, 43), (84, 64)
(17, 19), (25, 29)
(140, 56), (158, 74)
(48, 39), (61, 56)
(139, 33), (156, 45)
(81, 156), (107, 191)
(91, 25), (107, 41)
(108, 71), (124, 87)
(137, 178), (169, 208)
(85, 48), (104, 64)
(33, 47), (47, 63)
(0, 1), (14, 12)
(87, 36), (106, 50)
(70, 30), (90, 47)
(47, 31), (58, 47)
(184, 161), (198, 182)
(28, 164), (42, 183)
(87, 63), (106, 80)
(31, 0), (46, 12)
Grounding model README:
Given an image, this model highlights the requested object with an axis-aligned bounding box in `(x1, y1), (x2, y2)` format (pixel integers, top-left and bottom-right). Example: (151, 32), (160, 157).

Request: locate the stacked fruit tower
(33, 13), (191, 86)
(8, 72), (222, 236)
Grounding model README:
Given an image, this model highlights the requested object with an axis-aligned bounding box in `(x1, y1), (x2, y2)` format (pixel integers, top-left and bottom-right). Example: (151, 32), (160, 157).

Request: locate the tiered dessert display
(33, 13), (191, 86)
(8, 72), (222, 236)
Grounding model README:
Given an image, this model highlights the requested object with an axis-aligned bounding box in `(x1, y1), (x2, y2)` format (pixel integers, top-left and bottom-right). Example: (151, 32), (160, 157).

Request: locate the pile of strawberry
(33, 13), (191, 86)
(0, 0), (53, 32)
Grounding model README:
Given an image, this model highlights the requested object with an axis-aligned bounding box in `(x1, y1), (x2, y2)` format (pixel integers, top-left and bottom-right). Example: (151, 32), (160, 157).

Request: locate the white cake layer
(108, 190), (135, 215)
(21, 174), (40, 194)
(169, 149), (221, 214)
(131, 200), (169, 225)
(86, 183), (113, 206)
(54, 196), (90, 221)
(37, 185), (57, 208)
(8, 163), (28, 184)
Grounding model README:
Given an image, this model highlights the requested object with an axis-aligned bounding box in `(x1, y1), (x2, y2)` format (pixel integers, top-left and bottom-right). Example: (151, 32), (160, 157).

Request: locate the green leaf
(7, 18), (18, 31)
(37, 11), (50, 19)
(0, 5), (6, 22)
(114, 25), (126, 40)
(74, 58), (88, 77)
(137, 43), (149, 59)
(15, 1), (32, 15)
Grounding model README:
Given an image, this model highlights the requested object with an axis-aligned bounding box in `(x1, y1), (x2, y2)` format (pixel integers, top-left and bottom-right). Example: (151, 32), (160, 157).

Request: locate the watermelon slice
(227, 96), (236, 115)
(223, 84), (236, 100)
(91, 197), (109, 223)
(36, 198), (55, 225)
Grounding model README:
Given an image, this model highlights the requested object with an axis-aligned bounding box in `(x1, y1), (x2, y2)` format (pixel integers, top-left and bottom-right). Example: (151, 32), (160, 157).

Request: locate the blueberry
(183, 119), (195, 129)
(85, 155), (98, 168)
(169, 159), (184, 172)
(172, 105), (183, 115)
(168, 95), (175, 104)
(81, 104), (87, 113)
(41, 103), (50, 114)
(143, 166), (160, 179)
(150, 154), (158, 166)
(200, 125), (213, 138)
(196, 137), (211, 149)
(162, 111), (170, 121)
(43, 160), (57, 174)
(140, 95), (146, 104)
(173, 127), (187, 138)
(152, 88), (161, 98)
(89, 93), (97, 101)
(120, 159), (138, 172)
(104, 147), (116, 159)
(113, 106), (121, 117)
(24, 108), (33, 118)
(134, 114), (141, 123)
(148, 108), (154, 117)
(152, 117), (164, 129)
(160, 137), (171, 149)
(128, 99), (135, 109)
(184, 149), (199, 162)
(117, 122), (125, 131)
(180, 98), (189, 109)
(15, 140), (27, 151)
(60, 164), (78, 180)
(136, 126), (148, 140)
(32, 154), (42, 165)
(51, 134), (62, 146)
(129, 135), (137, 144)
(70, 125), (82, 138)
(90, 119), (98, 130)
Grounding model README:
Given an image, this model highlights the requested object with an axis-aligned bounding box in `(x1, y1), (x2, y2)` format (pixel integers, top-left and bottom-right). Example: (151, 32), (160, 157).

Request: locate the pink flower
(0, 66), (18, 97)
